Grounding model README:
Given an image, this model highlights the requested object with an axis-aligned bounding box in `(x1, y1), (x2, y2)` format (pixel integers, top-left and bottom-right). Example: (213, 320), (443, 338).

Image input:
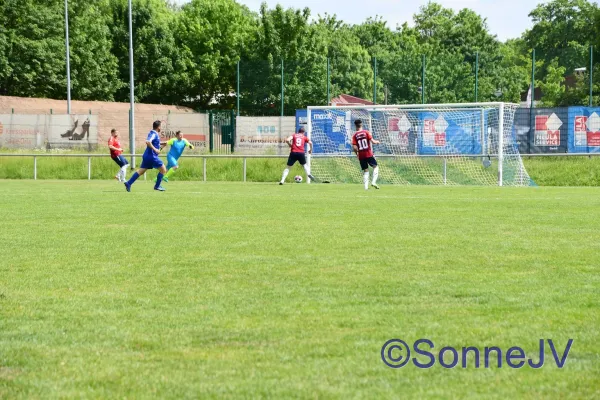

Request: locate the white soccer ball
(294, 175), (303, 183)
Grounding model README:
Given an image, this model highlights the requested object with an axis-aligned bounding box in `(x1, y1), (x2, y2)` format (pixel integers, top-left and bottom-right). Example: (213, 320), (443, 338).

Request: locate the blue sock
(127, 172), (140, 185)
(155, 173), (163, 188)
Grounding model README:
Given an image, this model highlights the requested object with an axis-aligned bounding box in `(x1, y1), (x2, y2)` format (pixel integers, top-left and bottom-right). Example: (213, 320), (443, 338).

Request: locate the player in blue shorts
(156, 130), (194, 183)
(124, 120), (167, 192)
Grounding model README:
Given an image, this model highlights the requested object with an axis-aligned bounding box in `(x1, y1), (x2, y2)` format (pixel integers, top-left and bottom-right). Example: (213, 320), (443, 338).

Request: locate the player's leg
(280, 154), (295, 184)
(154, 162), (167, 191)
(370, 158), (380, 189)
(299, 154), (316, 182)
(125, 166), (148, 191)
(112, 156), (124, 181)
(360, 159), (369, 190)
(164, 156), (179, 181)
(118, 155), (129, 182)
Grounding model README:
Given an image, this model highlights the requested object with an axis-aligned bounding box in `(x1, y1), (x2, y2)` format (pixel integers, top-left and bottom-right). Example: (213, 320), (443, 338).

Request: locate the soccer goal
(306, 103), (532, 186)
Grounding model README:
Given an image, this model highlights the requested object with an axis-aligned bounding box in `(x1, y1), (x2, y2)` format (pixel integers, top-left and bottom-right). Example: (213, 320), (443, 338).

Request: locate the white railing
(0, 152), (599, 182)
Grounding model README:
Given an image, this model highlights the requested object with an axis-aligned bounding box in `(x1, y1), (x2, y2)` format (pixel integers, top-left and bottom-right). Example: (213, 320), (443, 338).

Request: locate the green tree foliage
(68, 0), (121, 101)
(0, 0), (66, 98)
(108, 0), (186, 104)
(1, 0), (599, 109)
(538, 58), (567, 106)
(175, 0), (254, 109)
(525, 0), (598, 76)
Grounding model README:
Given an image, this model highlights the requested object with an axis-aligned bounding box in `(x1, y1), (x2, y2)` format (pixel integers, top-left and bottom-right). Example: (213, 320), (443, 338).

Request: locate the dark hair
(176, 130), (182, 135)
(153, 120), (161, 130)
(354, 119), (362, 128)
(298, 127), (305, 133)
(110, 128), (117, 134)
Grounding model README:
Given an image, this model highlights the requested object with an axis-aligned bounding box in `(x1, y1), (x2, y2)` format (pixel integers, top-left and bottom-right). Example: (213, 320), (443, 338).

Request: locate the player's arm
(107, 139), (122, 152)
(306, 138), (313, 154)
(351, 136), (359, 156)
(285, 135), (293, 148)
(184, 138), (194, 150)
(368, 131), (380, 145)
(146, 136), (161, 154)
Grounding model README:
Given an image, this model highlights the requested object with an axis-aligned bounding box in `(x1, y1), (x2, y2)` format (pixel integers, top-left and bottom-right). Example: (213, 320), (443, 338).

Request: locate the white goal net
(307, 103), (532, 186)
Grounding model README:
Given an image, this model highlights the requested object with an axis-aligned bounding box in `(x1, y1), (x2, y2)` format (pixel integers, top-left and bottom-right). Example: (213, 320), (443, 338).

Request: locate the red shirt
(352, 130), (374, 159)
(290, 133), (309, 153)
(108, 136), (122, 157)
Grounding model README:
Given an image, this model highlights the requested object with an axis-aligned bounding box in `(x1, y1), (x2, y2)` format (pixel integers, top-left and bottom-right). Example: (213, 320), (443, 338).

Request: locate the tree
(68, 0), (121, 101)
(524, 0), (598, 76)
(175, 0), (255, 109)
(313, 14), (373, 102)
(108, 0), (187, 104)
(0, 0), (66, 98)
(538, 58), (567, 106)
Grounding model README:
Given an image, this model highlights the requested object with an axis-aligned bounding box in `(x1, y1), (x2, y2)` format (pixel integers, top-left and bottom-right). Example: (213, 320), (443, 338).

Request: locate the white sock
(303, 164), (311, 178)
(281, 168), (290, 183)
(363, 171), (369, 190)
(372, 166), (379, 185)
(120, 166), (128, 181)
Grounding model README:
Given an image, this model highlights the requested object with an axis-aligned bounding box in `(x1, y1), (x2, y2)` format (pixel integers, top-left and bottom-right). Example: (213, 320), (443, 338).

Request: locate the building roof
(330, 94), (374, 106)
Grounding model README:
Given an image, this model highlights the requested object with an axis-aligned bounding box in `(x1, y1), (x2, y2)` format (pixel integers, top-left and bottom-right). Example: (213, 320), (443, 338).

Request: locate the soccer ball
(294, 175), (303, 183)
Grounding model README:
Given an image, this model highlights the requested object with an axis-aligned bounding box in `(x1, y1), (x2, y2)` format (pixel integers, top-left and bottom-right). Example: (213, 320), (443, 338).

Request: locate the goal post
(306, 102), (532, 187)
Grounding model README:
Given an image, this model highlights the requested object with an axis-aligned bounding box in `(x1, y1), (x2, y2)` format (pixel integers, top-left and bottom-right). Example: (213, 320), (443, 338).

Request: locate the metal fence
(2, 153), (599, 183)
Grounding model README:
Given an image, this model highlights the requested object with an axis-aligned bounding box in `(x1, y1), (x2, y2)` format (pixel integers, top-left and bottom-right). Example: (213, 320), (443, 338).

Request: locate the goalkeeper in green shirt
(158, 130), (194, 182)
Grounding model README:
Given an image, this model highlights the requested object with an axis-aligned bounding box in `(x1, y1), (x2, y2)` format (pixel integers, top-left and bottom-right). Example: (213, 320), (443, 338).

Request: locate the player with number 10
(352, 119), (381, 190)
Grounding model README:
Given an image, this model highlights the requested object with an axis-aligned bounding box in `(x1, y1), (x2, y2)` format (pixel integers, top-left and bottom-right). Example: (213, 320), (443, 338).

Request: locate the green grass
(2, 153), (600, 186)
(0, 181), (599, 399)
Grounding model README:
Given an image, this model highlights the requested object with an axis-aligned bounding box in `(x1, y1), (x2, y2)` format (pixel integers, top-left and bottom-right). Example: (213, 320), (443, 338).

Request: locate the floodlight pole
(128, 0), (136, 168)
(475, 51), (479, 102)
(64, 0), (71, 114)
(421, 55), (426, 104)
(373, 57), (377, 104)
(236, 60), (240, 116)
(590, 45), (594, 107)
(326, 57), (330, 105)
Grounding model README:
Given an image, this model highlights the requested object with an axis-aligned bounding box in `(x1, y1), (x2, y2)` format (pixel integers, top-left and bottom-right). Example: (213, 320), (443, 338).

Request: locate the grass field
(2, 153), (600, 186)
(1, 181), (599, 399)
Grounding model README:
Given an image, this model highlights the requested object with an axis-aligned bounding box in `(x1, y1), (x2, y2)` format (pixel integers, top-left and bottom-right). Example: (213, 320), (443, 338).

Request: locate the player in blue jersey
(156, 130), (194, 183)
(124, 120), (168, 192)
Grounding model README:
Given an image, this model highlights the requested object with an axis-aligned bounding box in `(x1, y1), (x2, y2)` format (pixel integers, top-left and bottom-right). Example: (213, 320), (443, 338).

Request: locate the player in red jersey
(352, 119), (381, 190)
(279, 127), (316, 184)
(108, 129), (129, 182)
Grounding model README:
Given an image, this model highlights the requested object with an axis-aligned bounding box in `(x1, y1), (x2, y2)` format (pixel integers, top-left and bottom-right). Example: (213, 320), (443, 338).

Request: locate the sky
(174, 0), (550, 41)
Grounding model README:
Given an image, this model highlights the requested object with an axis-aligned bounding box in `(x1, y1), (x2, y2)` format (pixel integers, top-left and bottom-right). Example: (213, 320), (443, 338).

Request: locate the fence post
(529, 48), (535, 155)
(421, 55), (426, 104)
(209, 111), (214, 153)
(327, 57), (330, 105)
(88, 156), (91, 180)
(373, 57), (377, 104)
(34, 156), (37, 180)
(590, 45), (594, 107)
(230, 109), (235, 153)
(443, 157), (447, 185)
(243, 157), (247, 182)
(236, 60), (240, 116)
(280, 59), (284, 117)
(475, 51), (479, 102)
(203, 157), (207, 182)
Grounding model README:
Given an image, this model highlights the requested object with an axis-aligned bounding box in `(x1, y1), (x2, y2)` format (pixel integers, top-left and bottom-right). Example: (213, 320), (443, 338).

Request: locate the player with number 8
(352, 119), (381, 190)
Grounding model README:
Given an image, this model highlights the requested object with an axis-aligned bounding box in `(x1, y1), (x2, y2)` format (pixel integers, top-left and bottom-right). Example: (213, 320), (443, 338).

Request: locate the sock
(120, 166), (128, 181)
(281, 168), (290, 183)
(363, 171), (369, 190)
(372, 166), (379, 185)
(165, 168), (176, 179)
(127, 172), (140, 186)
(303, 164), (310, 177)
(155, 173), (164, 188)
